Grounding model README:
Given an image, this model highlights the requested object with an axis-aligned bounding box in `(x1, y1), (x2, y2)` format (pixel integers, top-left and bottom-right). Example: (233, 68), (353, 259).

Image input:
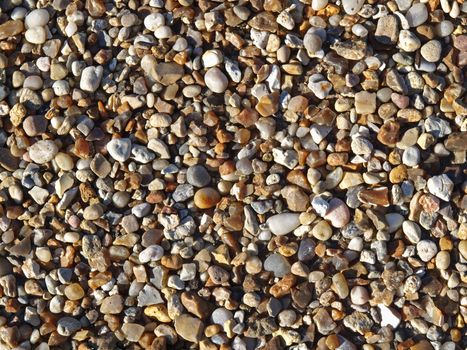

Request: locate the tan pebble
(64, 283), (85, 301)
(194, 188), (221, 209)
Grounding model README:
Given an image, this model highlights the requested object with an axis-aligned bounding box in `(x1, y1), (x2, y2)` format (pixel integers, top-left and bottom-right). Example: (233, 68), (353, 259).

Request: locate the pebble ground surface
(0, 0), (466, 349)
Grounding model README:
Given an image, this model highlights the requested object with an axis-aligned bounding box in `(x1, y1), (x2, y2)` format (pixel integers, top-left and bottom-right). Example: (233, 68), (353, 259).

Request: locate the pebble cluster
(0, 0), (466, 349)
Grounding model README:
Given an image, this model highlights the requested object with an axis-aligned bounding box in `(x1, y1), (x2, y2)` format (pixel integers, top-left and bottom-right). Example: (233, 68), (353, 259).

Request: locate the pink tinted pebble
(68, 215), (81, 228)
(324, 198), (350, 228)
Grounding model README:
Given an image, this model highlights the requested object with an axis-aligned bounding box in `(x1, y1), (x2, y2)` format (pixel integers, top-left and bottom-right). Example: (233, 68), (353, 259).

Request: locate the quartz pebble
(204, 67), (229, 93)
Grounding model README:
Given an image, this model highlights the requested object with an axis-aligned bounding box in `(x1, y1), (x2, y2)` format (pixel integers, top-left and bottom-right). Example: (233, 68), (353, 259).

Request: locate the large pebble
(420, 40), (442, 62)
(204, 67), (229, 93)
(266, 213), (301, 236)
(417, 240), (438, 262)
(406, 3), (428, 27)
(427, 174), (454, 201)
(25, 27), (47, 44)
(29, 140), (58, 164)
(186, 165), (211, 187)
(342, 0), (365, 15)
(57, 317), (81, 336)
(194, 188), (220, 209)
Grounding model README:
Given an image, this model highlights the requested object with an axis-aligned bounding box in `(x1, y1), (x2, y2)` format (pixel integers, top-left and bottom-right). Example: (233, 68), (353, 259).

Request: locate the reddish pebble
(194, 188), (221, 209)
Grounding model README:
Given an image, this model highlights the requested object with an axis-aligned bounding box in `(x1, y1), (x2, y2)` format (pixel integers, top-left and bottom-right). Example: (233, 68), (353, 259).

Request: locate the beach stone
(406, 3), (428, 27)
(64, 283), (85, 300)
(355, 91), (376, 114)
(194, 188), (220, 209)
(312, 219), (333, 241)
(427, 174), (454, 201)
(342, 0), (365, 15)
(402, 146), (421, 167)
(25, 27), (47, 44)
(25, 9), (50, 28)
(398, 30), (421, 52)
(174, 314), (204, 343)
(121, 323), (145, 342)
(0, 20), (24, 40)
(350, 286), (369, 305)
(402, 221), (422, 243)
(421, 40), (442, 62)
(187, 165), (211, 187)
(154, 63), (184, 85)
(304, 32), (322, 54)
(107, 138), (132, 162)
(417, 240), (438, 262)
(57, 317), (81, 336)
(375, 15), (399, 45)
(80, 66), (103, 92)
(267, 213), (301, 236)
(264, 253), (291, 277)
(100, 295), (124, 314)
(323, 198), (350, 228)
(23, 115), (47, 136)
(29, 140), (59, 164)
(144, 13), (165, 31)
(204, 67), (229, 93)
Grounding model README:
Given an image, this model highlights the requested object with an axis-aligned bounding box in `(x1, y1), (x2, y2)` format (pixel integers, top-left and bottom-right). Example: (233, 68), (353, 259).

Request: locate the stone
(25, 9), (50, 28)
(0, 148), (19, 171)
(375, 15), (399, 45)
(29, 140), (59, 164)
(154, 63), (184, 85)
(174, 314), (204, 342)
(100, 295), (124, 314)
(90, 154), (111, 178)
(57, 317), (81, 336)
(25, 27), (47, 44)
(202, 49), (223, 68)
(80, 66), (103, 92)
(421, 40), (442, 62)
(402, 221), (422, 243)
(204, 67), (229, 93)
(402, 146), (421, 167)
(355, 91), (376, 114)
(137, 285), (164, 306)
(194, 188), (220, 209)
(267, 213), (301, 236)
(107, 138), (132, 162)
(350, 286), (369, 305)
(398, 30), (421, 52)
(304, 32), (322, 54)
(121, 323), (145, 342)
(417, 240), (438, 262)
(427, 174), (454, 201)
(298, 239), (316, 262)
(64, 283), (85, 300)
(378, 305), (401, 328)
(406, 3), (428, 27)
(187, 165), (211, 187)
(256, 92), (279, 117)
(281, 186), (309, 212)
(264, 253), (291, 277)
(323, 198), (350, 228)
(342, 0), (365, 15)
(0, 20), (24, 40)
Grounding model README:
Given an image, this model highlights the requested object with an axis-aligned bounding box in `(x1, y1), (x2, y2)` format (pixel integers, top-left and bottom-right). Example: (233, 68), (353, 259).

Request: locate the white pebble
(25, 9), (50, 28)
(204, 67), (229, 93)
(25, 27), (47, 44)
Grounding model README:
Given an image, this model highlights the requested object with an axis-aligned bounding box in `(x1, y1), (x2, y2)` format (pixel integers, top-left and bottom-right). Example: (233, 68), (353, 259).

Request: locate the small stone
(406, 3), (428, 27)
(342, 0), (365, 15)
(154, 63), (184, 85)
(121, 323), (145, 342)
(90, 154), (111, 178)
(264, 253), (291, 277)
(304, 32), (322, 55)
(107, 138), (132, 162)
(421, 40), (442, 62)
(174, 314), (204, 343)
(64, 283), (85, 301)
(187, 165), (211, 187)
(417, 240), (438, 262)
(0, 20), (24, 40)
(323, 198), (350, 228)
(25, 27), (47, 44)
(80, 66), (103, 92)
(427, 174), (454, 201)
(402, 146), (421, 167)
(267, 213), (301, 236)
(100, 295), (124, 314)
(435, 251), (450, 270)
(25, 9), (50, 28)
(375, 15), (399, 45)
(57, 317), (81, 336)
(281, 186), (309, 212)
(256, 92), (279, 117)
(350, 286), (369, 305)
(204, 67), (229, 93)
(378, 305), (401, 328)
(29, 140), (59, 164)
(385, 213), (404, 233)
(354, 91), (376, 114)
(298, 238), (316, 262)
(144, 13), (165, 31)
(312, 219), (333, 241)
(194, 188), (221, 209)
(398, 30), (421, 52)
(402, 221), (422, 243)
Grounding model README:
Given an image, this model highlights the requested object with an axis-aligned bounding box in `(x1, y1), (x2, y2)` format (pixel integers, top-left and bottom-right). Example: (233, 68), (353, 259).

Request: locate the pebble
(421, 40), (442, 62)
(264, 253), (291, 277)
(427, 174), (454, 201)
(107, 138), (132, 162)
(174, 314), (204, 342)
(342, 0), (365, 15)
(402, 221), (422, 243)
(186, 165), (211, 187)
(194, 188), (221, 209)
(350, 286), (369, 305)
(80, 66), (103, 92)
(28, 140), (59, 164)
(25, 9), (50, 28)
(25, 27), (47, 44)
(402, 146), (421, 167)
(204, 67), (229, 93)
(57, 317), (81, 336)
(417, 240), (438, 262)
(323, 198), (350, 228)
(267, 213), (301, 236)
(406, 3), (428, 27)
